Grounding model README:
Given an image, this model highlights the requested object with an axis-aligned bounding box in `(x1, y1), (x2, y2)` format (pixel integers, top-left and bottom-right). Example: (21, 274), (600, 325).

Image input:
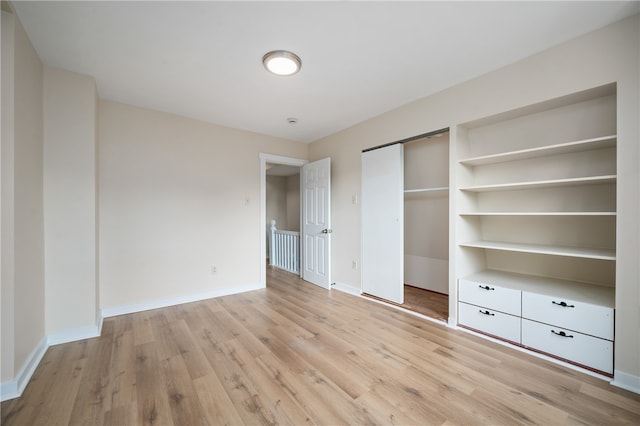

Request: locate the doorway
(260, 154), (306, 287)
(260, 154), (332, 290)
(266, 162), (302, 277)
(403, 130), (449, 322)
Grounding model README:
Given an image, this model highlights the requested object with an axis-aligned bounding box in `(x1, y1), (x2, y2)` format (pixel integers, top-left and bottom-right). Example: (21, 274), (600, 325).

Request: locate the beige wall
(43, 67), (99, 337)
(286, 174), (300, 231)
(266, 173), (300, 236)
(266, 175), (288, 234)
(99, 101), (307, 310)
(309, 15), (640, 383)
(1, 10), (45, 382)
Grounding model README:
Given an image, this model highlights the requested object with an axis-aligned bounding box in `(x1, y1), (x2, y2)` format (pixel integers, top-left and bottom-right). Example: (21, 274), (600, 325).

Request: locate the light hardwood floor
(3, 266), (639, 425)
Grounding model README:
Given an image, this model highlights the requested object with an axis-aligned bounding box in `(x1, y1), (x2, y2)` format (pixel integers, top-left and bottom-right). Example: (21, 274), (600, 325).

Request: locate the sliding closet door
(361, 144), (404, 304)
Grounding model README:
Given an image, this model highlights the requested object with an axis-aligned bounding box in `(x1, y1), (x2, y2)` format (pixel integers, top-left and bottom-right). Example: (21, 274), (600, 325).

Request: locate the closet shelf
(404, 187), (449, 194)
(459, 135), (617, 166)
(459, 240), (616, 260)
(460, 175), (616, 192)
(459, 211), (616, 216)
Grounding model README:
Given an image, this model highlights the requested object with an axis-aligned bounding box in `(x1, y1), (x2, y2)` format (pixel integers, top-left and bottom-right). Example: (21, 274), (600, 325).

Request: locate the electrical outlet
(211, 266), (217, 274)
(352, 260), (358, 270)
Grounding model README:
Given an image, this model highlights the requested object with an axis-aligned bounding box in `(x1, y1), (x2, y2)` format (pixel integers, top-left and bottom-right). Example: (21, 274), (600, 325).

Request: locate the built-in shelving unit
(454, 84), (617, 375)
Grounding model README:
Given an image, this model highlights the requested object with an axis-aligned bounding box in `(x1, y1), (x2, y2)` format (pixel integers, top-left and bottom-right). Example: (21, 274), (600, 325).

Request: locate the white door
(302, 158), (331, 289)
(361, 144), (404, 304)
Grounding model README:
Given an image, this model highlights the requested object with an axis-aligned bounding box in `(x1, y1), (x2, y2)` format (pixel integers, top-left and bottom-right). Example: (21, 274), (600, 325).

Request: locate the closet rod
(361, 127), (449, 153)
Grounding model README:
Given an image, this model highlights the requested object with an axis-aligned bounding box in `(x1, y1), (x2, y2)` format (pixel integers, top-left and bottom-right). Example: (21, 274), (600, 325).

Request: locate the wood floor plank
(68, 332), (115, 425)
(223, 337), (314, 425)
(134, 341), (174, 426)
(192, 374), (245, 426)
(169, 319), (214, 381)
(162, 354), (209, 426)
(104, 328), (137, 415)
(197, 336), (279, 425)
(253, 352), (347, 425)
(131, 311), (155, 346)
(3, 266), (639, 425)
(1, 342), (88, 425)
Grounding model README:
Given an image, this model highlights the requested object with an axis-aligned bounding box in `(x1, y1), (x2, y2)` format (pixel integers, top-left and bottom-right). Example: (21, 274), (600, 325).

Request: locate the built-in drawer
(458, 279), (521, 316)
(458, 302), (521, 343)
(521, 319), (613, 374)
(522, 292), (614, 341)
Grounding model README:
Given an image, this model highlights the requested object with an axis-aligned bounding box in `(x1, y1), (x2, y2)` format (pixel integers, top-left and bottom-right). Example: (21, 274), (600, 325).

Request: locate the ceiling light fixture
(262, 50), (301, 76)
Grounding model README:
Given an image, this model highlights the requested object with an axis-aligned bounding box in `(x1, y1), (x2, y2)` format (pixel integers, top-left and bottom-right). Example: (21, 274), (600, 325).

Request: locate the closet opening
(402, 129), (449, 322)
(361, 127), (450, 323)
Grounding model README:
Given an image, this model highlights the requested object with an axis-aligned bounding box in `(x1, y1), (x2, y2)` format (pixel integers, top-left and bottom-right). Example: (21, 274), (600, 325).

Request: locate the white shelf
(459, 240), (615, 260)
(459, 212), (616, 216)
(461, 270), (615, 308)
(404, 187), (449, 194)
(459, 135), (616, 166)
(460, 175), (616, 193)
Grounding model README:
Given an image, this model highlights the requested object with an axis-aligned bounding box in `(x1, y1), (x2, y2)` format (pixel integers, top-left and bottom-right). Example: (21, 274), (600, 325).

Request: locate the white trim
(96, 310), (104, 336)
(0, 336), (48, 402)
(259, 153), (307, 288)
(611, 370), (640, 394)
(101, 282), (264, 318)
(331, 281), (361, 296)
(448, 316), (458, 328)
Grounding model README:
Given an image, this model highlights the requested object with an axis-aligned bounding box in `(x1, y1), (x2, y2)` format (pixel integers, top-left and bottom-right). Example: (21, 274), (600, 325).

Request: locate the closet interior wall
(404, 133), (450, 294)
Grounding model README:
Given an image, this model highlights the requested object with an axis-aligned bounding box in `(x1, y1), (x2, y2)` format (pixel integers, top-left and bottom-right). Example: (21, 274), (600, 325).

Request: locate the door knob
(321, 229), (333, 234)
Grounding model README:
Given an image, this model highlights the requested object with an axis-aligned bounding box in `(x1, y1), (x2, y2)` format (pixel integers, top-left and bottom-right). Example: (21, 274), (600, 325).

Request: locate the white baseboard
(101, 282), (265, 318)
(0, 336), (48, 402)
(611, 370), (640, 394)
(331, 281), (361, 296)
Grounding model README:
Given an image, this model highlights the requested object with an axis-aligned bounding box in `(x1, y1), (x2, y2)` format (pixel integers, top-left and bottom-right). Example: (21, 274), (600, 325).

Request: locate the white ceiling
(12, 1), (639, 144)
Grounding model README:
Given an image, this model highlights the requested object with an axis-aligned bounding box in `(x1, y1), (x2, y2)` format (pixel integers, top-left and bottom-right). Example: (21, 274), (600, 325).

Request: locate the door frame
(259, 153), (307, 287)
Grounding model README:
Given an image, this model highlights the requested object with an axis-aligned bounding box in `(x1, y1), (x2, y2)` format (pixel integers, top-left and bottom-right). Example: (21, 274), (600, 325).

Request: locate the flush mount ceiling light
(262, 50), (301, 76)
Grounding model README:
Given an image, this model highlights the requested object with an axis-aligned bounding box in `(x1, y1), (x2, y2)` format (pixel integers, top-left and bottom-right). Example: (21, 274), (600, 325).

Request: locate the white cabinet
(458, 273), (615, 374)
(458, 279), (520, 316)
(522, 292), (614, 341)
(522, 319), (613, 374)
(454, 84), (617, 375)
(458, 302), (520, 343)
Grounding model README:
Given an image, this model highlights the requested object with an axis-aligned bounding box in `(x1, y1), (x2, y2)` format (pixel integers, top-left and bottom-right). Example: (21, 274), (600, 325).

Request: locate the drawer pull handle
(478, 285), (495, 291)
(552, 301), (575, 308)
(551, 330), (574, 338)
(479, 309), (495, 316)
